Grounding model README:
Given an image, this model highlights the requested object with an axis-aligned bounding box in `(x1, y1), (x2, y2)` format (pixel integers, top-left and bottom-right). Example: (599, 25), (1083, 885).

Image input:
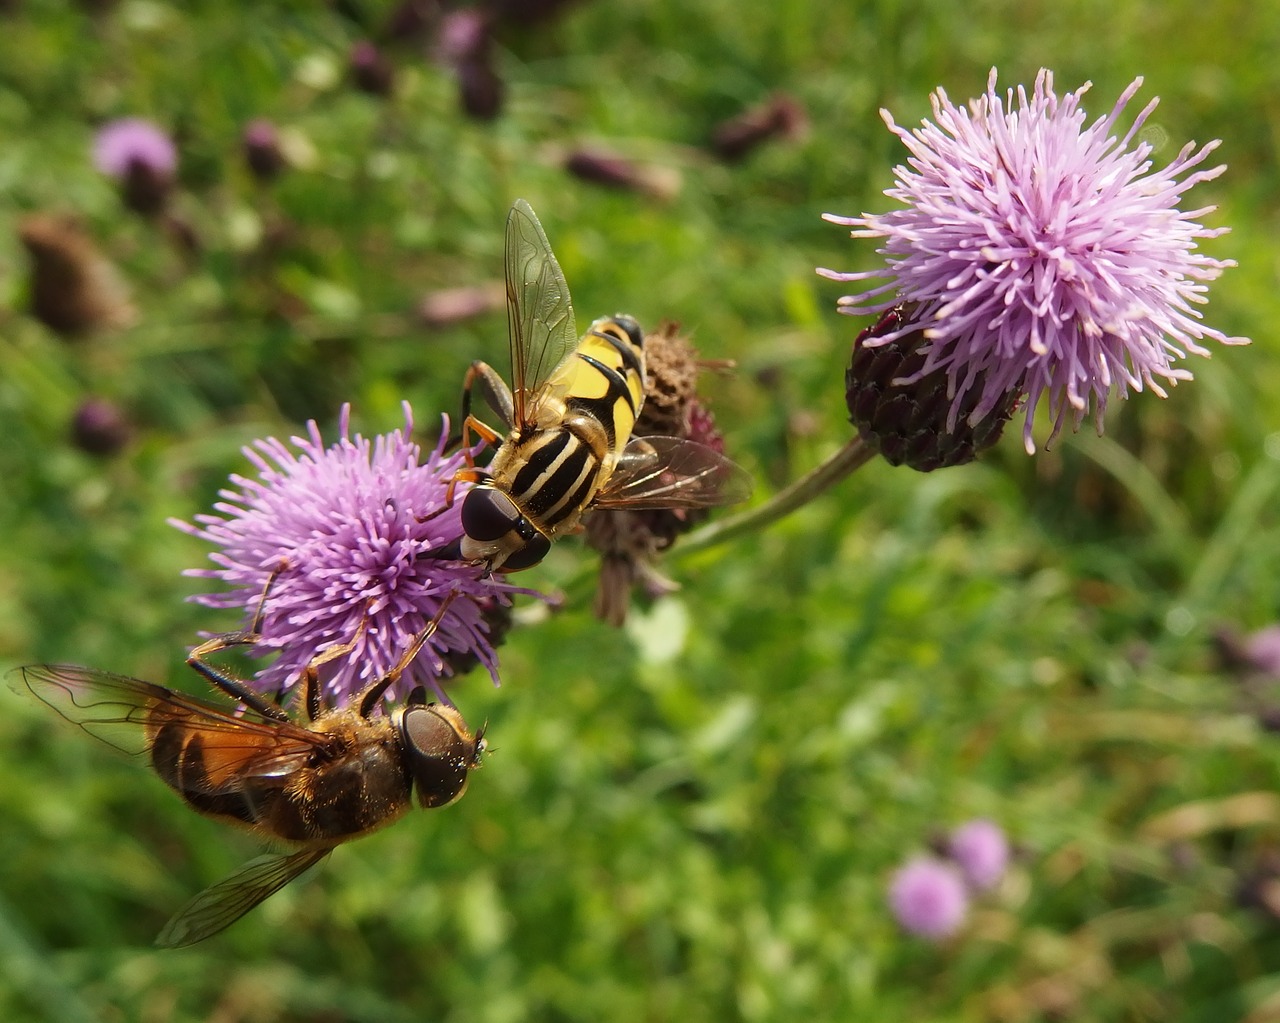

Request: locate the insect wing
(594, 436), (754, 510)
(505, 199), (577, 424)
(16, 664), (331, 786)
(155, 847), (332, 948)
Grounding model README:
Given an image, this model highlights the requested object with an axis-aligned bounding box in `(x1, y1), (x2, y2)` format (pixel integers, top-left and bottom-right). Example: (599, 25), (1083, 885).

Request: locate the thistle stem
(671, 434), (877, 559)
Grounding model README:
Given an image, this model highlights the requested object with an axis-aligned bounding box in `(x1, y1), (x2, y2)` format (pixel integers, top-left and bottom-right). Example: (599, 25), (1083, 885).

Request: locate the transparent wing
(15, 664), (331, 783)
(505, 198), (578, 425)
(155, 848), (332, 948)
(594, 436), (754, 510)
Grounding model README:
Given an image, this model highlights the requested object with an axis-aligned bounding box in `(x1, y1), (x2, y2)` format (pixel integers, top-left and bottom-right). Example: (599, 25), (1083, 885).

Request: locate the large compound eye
(400, 704), (481, 809)
(500, 531), (551, 572)
(461, 487), (521, 542)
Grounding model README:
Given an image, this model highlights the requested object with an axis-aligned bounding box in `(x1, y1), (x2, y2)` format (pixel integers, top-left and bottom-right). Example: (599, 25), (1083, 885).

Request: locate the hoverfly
(429, 198), (751, 573)
(16, 593), (484, 947)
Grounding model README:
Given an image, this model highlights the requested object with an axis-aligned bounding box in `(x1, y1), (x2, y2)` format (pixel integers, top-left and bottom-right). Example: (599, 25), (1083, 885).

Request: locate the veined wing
(504, 199), (577, 425)
(594, 436), (754, 510)
(16, 664), (333, 785)
(155, 847), (332, 948)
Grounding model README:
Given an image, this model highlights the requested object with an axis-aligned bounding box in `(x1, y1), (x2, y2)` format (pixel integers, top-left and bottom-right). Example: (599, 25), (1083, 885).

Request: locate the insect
(16, 593), (484, 947)
(429, 198), (751, 573)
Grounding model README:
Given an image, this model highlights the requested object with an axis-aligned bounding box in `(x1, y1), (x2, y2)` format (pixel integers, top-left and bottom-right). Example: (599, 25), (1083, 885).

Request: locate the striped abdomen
(147, 707), (413, 846)
(456, 315), (646, 571)
(495, 315), (645, 532)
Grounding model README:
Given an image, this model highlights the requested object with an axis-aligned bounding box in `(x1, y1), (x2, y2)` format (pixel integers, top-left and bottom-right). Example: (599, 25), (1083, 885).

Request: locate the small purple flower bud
(845, 304), (1018, 470)
(435, 9), (491, 66)
(888, 857), (969, 940)
(242, 119), (287, 181)
(458, 58), (504, 120)
(1244, 628), (1280, 677)
(350, 40), (395, 97)
(947, 819), (1010, 891)
(71, 398), (131, 456)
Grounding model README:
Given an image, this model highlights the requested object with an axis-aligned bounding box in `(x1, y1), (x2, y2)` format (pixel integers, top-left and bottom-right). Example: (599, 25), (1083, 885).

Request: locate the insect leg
(293, 618), (370, 720)
(186, 564), (291, 721)
(355, 591), (460, 718)
(462, 360), (516, 437)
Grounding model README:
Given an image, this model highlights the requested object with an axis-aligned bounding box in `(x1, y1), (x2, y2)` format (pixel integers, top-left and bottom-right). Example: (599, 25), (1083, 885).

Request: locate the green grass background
(2, 1), (1280, 1020)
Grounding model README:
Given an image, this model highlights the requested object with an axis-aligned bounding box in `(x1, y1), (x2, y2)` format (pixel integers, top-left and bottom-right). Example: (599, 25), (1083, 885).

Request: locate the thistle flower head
(947, 818), (1010, 891)
(92, 118), (177, 178)
(93, 117), (178, 216)
(887, 856), (969, 940)
(170, 404), (537, 708)
(819, 69), (1247, 453)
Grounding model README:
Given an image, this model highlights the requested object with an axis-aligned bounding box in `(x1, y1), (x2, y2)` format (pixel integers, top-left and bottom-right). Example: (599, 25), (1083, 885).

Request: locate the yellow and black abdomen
(453, 315), (647, 571)
(552, 315), (646, 461)
(495, 315), (647, 537)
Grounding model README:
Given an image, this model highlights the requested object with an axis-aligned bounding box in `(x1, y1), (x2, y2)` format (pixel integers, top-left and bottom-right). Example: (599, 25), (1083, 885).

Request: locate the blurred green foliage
(2, 1), (1280, 1021)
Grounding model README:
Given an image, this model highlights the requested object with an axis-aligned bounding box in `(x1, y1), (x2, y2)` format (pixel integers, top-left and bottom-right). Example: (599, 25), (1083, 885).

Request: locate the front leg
(186, 563), (291, 721)
(463, 360), (517, 438)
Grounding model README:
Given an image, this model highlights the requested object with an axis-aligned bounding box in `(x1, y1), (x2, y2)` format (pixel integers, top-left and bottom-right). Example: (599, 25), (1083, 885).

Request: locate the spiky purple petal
(170, 404), (537, 708)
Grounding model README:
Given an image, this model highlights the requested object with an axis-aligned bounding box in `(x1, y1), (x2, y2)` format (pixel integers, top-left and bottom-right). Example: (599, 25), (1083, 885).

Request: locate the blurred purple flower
(170, 404), (536, 708)
(947, 819), (1010, 891)
(242, 118), (286, 181)
(350, 40), (395, 96)
(92, 117), (178, 215)
(1244, 627), (1280, 677)
(71, 397), (131, 456)
(888, 857), (969, 939)
(92, 117), (177, 178)
(819, 69), (1246, 453)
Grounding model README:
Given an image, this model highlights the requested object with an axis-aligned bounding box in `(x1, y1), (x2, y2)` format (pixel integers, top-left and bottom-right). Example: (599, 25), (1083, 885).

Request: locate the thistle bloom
(92, 118), (177, 178)
(170, 404), (534, 708)
(819, 69), (1246, 453)
(947, 819), (1010, 892)
(888, 857), (969, 940)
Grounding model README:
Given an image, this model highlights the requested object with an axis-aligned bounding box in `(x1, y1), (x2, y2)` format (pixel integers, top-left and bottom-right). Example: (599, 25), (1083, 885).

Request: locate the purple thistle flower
(169, 404), (536, 708)
(92, 118), (177, 178)
(1243, 627), (1280, 678)
(888, 856), (969, 940)
(947, 818), (1010, 892)
(818, 69), (1247, 453)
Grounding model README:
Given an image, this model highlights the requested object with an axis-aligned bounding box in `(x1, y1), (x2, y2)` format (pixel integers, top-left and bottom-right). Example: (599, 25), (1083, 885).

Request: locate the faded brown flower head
(711, 93), (809, 162)
(18, 214), (136, 338)
(584, 323), (728, 626)
(563, 149), (681, 201)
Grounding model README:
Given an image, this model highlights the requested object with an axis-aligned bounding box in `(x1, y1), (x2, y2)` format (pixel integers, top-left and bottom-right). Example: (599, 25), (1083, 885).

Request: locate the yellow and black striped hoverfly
(430, 199), (751, 573)
(16, 593), (484, 947)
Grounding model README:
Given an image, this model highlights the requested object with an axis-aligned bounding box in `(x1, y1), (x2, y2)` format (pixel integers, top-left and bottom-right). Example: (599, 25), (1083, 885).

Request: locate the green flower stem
(670, 434), (877, 560)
